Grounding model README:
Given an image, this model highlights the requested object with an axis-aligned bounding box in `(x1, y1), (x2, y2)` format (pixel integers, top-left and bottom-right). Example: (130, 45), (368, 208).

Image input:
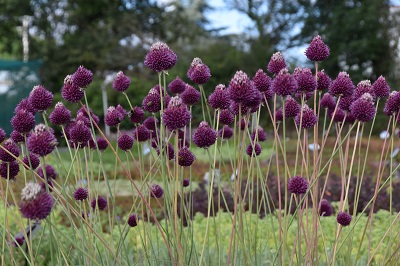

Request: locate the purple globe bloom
(192, 121), (217, 148)
(157, 142), (175, 160)
(0, 139), (20, 162)
(128, 213), (138, 227)
(118, 133), (134, 151)
(384, 91), (400, 116)
(293, 67), (317, 94)
(329, 71), (354, 97)
(74, 113), (90, 128)
(29, 85), (53, 112)
(11, 109), (35, 133)
(288, 176), (309, 195)
(284, 96), (301, 118)
(262, 89), (275, 102)
(129, 106), (145, 124)
(0, 128), (5, 143)
(305, 35), (330, 62)
(271, 68), (298, 97)
(345, 112), (356, 124)
(0, 161), (20, 179)
(142, 87), (163, 113)
(10, 130), (26, 144)
(112, 71), (131, 92)
(338, 96), (354, 112)
(178, 146), (195, 167)
(275, 107), (283, 122)
(37, 164), (57, 180)
(27, 124), (58, 157)
(349, 93), (376, 122)
(168, 76), (186, 94)
(183, 178), (190, 187)
(250, 126), (267, 142)
(19, 182), (54, 220)
(143, 116), (159, 131)
(208, 84), (230, 109)
(72, 65), (93, 89)
(77, 106), (100, 125)
(267, 52), (286, 74)
(354, 80), (375, 101)
(295, 105), (318, 129)
(61, 75), (84, 103)
(320, 92), (336, 110)
(144, 42), (177, 72)
(229, 101), (248, 116)
(337, 211), (352, 226)
(91, 196), (107, 211)
(15, 98), (35, 115)
(253, 69), (272, 92)
(116, 104), (127, 119)
(40, 179), (54, 193)
(105, 106), (125, 127)
(187, 57), (211, 84)
(181, 84), (200, 106)
(150, 184), (164, 198)
(133, 125), (151, 142)
(319, 199), (333, 216)
(219, 109), (234, 125)
(372, 75), (390, 98)
(162, 96), (191, 131)
(89, 137), (109, 151)
(22, 153), (40, 170)
(74, 187), (88, 201)
(317, 70), (332, 91)
(328, 108), (346, 123)
(227, 71), (256, 105)
(69, 121), (91, 145)
(49, 102), (71, 126)
(218, 125), (233, 139)
(246, 142), (262, 157)
(13, 236), (25, 247)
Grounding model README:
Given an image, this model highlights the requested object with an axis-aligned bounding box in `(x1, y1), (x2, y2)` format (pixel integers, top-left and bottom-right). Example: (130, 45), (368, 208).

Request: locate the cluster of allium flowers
(177, 146), (195, 167)
(112, 71), (131, 92)
(144, 42), (177, 72)
(219, 109), (234, 125)
(150, 184), (164, 198)
(72, 65), (93, 89)
(69, 121), (91, 146)
(337, 211), (352, 226)
(168, 77), (186, 94)
(0, 161), (20, 179)
(49, 102), (71, 125)
(91, 196), (107, 211)
(193, 121), (217, 148)
(19, 182), (54, 220)
(133, 125), (151, 142)
(183, 178), (190, 187)
(162, 96), (191, 131)
(218, 125), (233, 139)
(295, 105), (318, 129)
(305, 35), (330, 62)
(372, 75), (390, 98)
(129, 106), (145, 124)
(271, 68), (297, 97)
(0, 128), (5, 143)
(208, 84), (230, 109)
(181, 84), (200, 106)
(250, 126), (267, 142)
(253, 69), (272, 92)
(329, 71), (354, 97)
(117, 133), (134, 151)
(11, 109), (35, 133)
(22, 153), (40, 170)
(128, 213), (138, 227)
(319, 199), (333, 216)
(383, 91), (400, 116)
(61, 75), (84, 103)
(294, 67), (317, 94)
(27, 124), (57, 157)
(15, 98), (35, 115)
(288, 176), (309, 195)
(228, 71), (261, 108)
(0, 139), (20, 162)
(73, 187), (88, 201)
(317, 70), (331, 91)
(267, 52), (286, 74)
(187, 57), (211, 84)
(37, 165), (57, 180)
(28, 85), (53, 112)
(349, 93), (376, 122)
(246, 142), (262, 157)
(105, 106), (125, 126)
(284, 96), (301, 118)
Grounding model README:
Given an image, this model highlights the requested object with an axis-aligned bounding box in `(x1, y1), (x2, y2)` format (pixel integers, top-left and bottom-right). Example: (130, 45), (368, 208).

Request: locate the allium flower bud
(193, 121), (217, 148)
(11, 109), (35, 133)
(384, 91), (400, 116)
(89, 137), (108, 151)
(37, 164), (57, 180)
(27, 124), (57, 157)
(246, 142), (262, 157)
(183, 178), (190, 187)
(288, 176), (309, 194)
(275, 107), (283, 122)
(295, 105), (318, 129)
(267, 52), (286, 74)
(187, 57), (211, 84)
(0, 139), (20, 162)
(13, 236), (25, 247)
(372, 75), (390, 98)
(15, 98), (35, 115)
(133, 125), (151, 142)
(72, 65), (93, 88)
(218, 125), (233, 139)
(74, 188), (88, 201)
(294, 67), (317, 94)
(162, 96), (191, 131)
(105, 106), (125, 127)
(337, 211), (352, 226)
(181, 84), (200, 106)
(117, 133), (134, 151)
(112, 71), (131, 92)
(144, 42), (177, 72)
(284, 96), (301, 118)
(349, 93), (376, 122)
(319, 199), (333, 216)
(29, 85), (53, 112)
(49, 102), (71, 126)
(320, 93), (336, 110)
(19, 182), (54, 220)
(61, 75), (84, 103)
(317, 70), (331, 91)
(271, 68), (297, 97)
(238, 117), (248, 130)
(227, 71), (256, 105)
(178, 146), (195, 167)
(22, 153), (40, 170)
(250, 126), (267, 142)
(0, 128), (5, 143)
(150, 184), (164, 198)
(129, 106), (145, 124)
(219, 109), (234, 125)
(168, 77), (186, 94)
(91, 196), (107, 211)
(128, 213), (138, 227)
(329, 71), (354, 97)
(10, 130), (26, 144)
(69, 121), (91, 145)
(143, 116), (159, 131)
(253, 69), (272, 92)
(0, 161), (20, 179)
(208, 84), (230, 109)
(305, 35), (330, 62)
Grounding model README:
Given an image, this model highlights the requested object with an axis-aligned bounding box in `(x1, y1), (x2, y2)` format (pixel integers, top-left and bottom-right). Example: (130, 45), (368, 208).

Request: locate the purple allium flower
(219, 109), (234, 125)
(354, 80), (375, 101)
(49, 102), (71, 126)
(69, 121), (91, 145)
(295, 105), (318, 129)
(329, 71), (354, 97)
(143, 116), (159, 131)
(238, 118), (249, 131)
(15, 98), (35, 115)
(74, 113), (90, 128)
(218, 125), (233, 139)
(74, 188), (88, 201)
(284, 96), (301, 118)
(229, 101), (248, 116)
(89, 137), (108, 151)
(227, 71), (257, 105)
(22, 153), (40, 170)
(320, 92), (336, 110)
(246, 142), (262, 157)
(305, 35), (330, 62)
(142, 87), (163, 113)
(251, 126), (267, 142)
(129, 106), (145, 124)
(28, 85), (53, 113)
(345, 112), (356, 124)
(0, 139), (20, 162)
(244, 89), (263, 110)
(178, 146), (195, 167)
(162, 96), (191, 131)
(37, 165), (57, 180)
(267, 52), (286, 74)
(338, 96), (354, 112)
(271, 68), (298, 97)
(328, 108), (346, 123)
(91, 196), (107, 211)
(294, 67), (317, 94)
(13, 236), (25, 247)
(288, 176), (309, 195)
(117, 133), (134, 151)
(105, 106), (125, 127)
(19, 182), (54, 220)
(0, 161), (20, 179)
(317, 70), (331, 91)
(349, 93), (376, 122)
(11, 109), (35, 133)
(27, 124), (57, 157)
(116, 104), (127, 119)
(372, 75), (390, 98)
(208, 84), (230, 109)
(61, 75), (84, 103)
(168, 77), (186, 94)
(40, 179), (54, 192)
(128, 213), (138, 227)
(144, 42), (177, 72)
(0, 128), (5, 143)
(187, 57), (211, 84)
(150, 184), (164, 198)
(156, 142), (175, 160)
(193, 121), (217, 148)
(253, 69), (272, 92)
(10, 130), (26, 144)
(112, 71), (131, 92)
(275, 107), (283, 122)
(183, 178), (190, 187)
(133, 125), (151, 142)
(181, 84), (200, 106)
(337, 211), (352, 226)
(262, 89), (275, 102)
(72, 65), (93, 88)
(384, 91), (400, 116)
(77, 106), (100, 125)
(319, 199), (333, 216)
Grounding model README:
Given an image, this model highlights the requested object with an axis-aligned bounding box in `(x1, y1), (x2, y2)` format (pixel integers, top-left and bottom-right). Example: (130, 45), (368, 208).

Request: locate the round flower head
(372, 75), (390, 98)
(116, 104), (127, 119)
(181, 84), (200, 106)
(183, 178), (190, 187)
(74, 188), (88, 201)
(246, 142), (262, 157)
(69, 121), (91, 145)
(15, 98), (35, 115)
(293, 67), (317, 94)
(0, 139), (20, 162)
(329, 107), (346, 123)
(143, 116), (159, 131)
(61, 75), (84, 103)
(142, 87), (163, 113)
(337, 211), (352, 226)
(187, 57), (211, 84)
(275, 107), (283, 122)
(305, 35), (330, 62)
(133, 125), (151, 142)
(128, 213), (138, 227)
(10, 130), (26, 144)
(295, 105), (318, 129)
(338, 96), (354, 111)
(345, 112), (356, 124)
(150, 184), (164, 198)
(219, 125), (233, 139)
(40, 179), (55, 192)
(118, 133), (134, 151)
(11, 109), (35, 133)
(229, 101), (248, 116)
(320, 92), (336, 110)
(208, 84), (230, 109)
(49, 102), (71, 126)
(238, 118), (249, 131)
(251, 126), (267, 142)
(29, 85), (53, 112)
(219, 109), (234, 125)
(37, 164), (57, 180)
(262, 88), (274, 102)
(19, 182), (54, 220)
(253, 69), (272, 92)
(271, 68), (298, 97)
(77, 106), (100, 125)
(73, 113), (90, 128)
(13, 236), (25, 247)
(349, 93), (376, 122)
(162, 96), (191, 131)
(160, 142), (175, 160)
(354, 80), (375, 100)
(112, 71), (131, 92)
(284, 96), (301, 118)
(168, 77), (186, 94)
(105, 106), (125, 127)
(267, 52), (286, 74)
(384, 91), (400, 116)
(227, 71), (255, 105)
(319, 199), (333, 216)
(0, 128), (5, 143)
(317, 70), (331, 91)
(129, 106), (145, 124)
(177, 146), (195, 167)
(145, 42), (177, 72)
(244, 89), (263, 110)
(0, 161), (20, 179)
(193, 121), (217, 148)
(27, 124), (57, 157)
(329, 71), (354, 97)
(288, 176), (309, 194)
(72, 65), (93, 88)
(91, 196), (107, 211)
(22, 153), (40, 170)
